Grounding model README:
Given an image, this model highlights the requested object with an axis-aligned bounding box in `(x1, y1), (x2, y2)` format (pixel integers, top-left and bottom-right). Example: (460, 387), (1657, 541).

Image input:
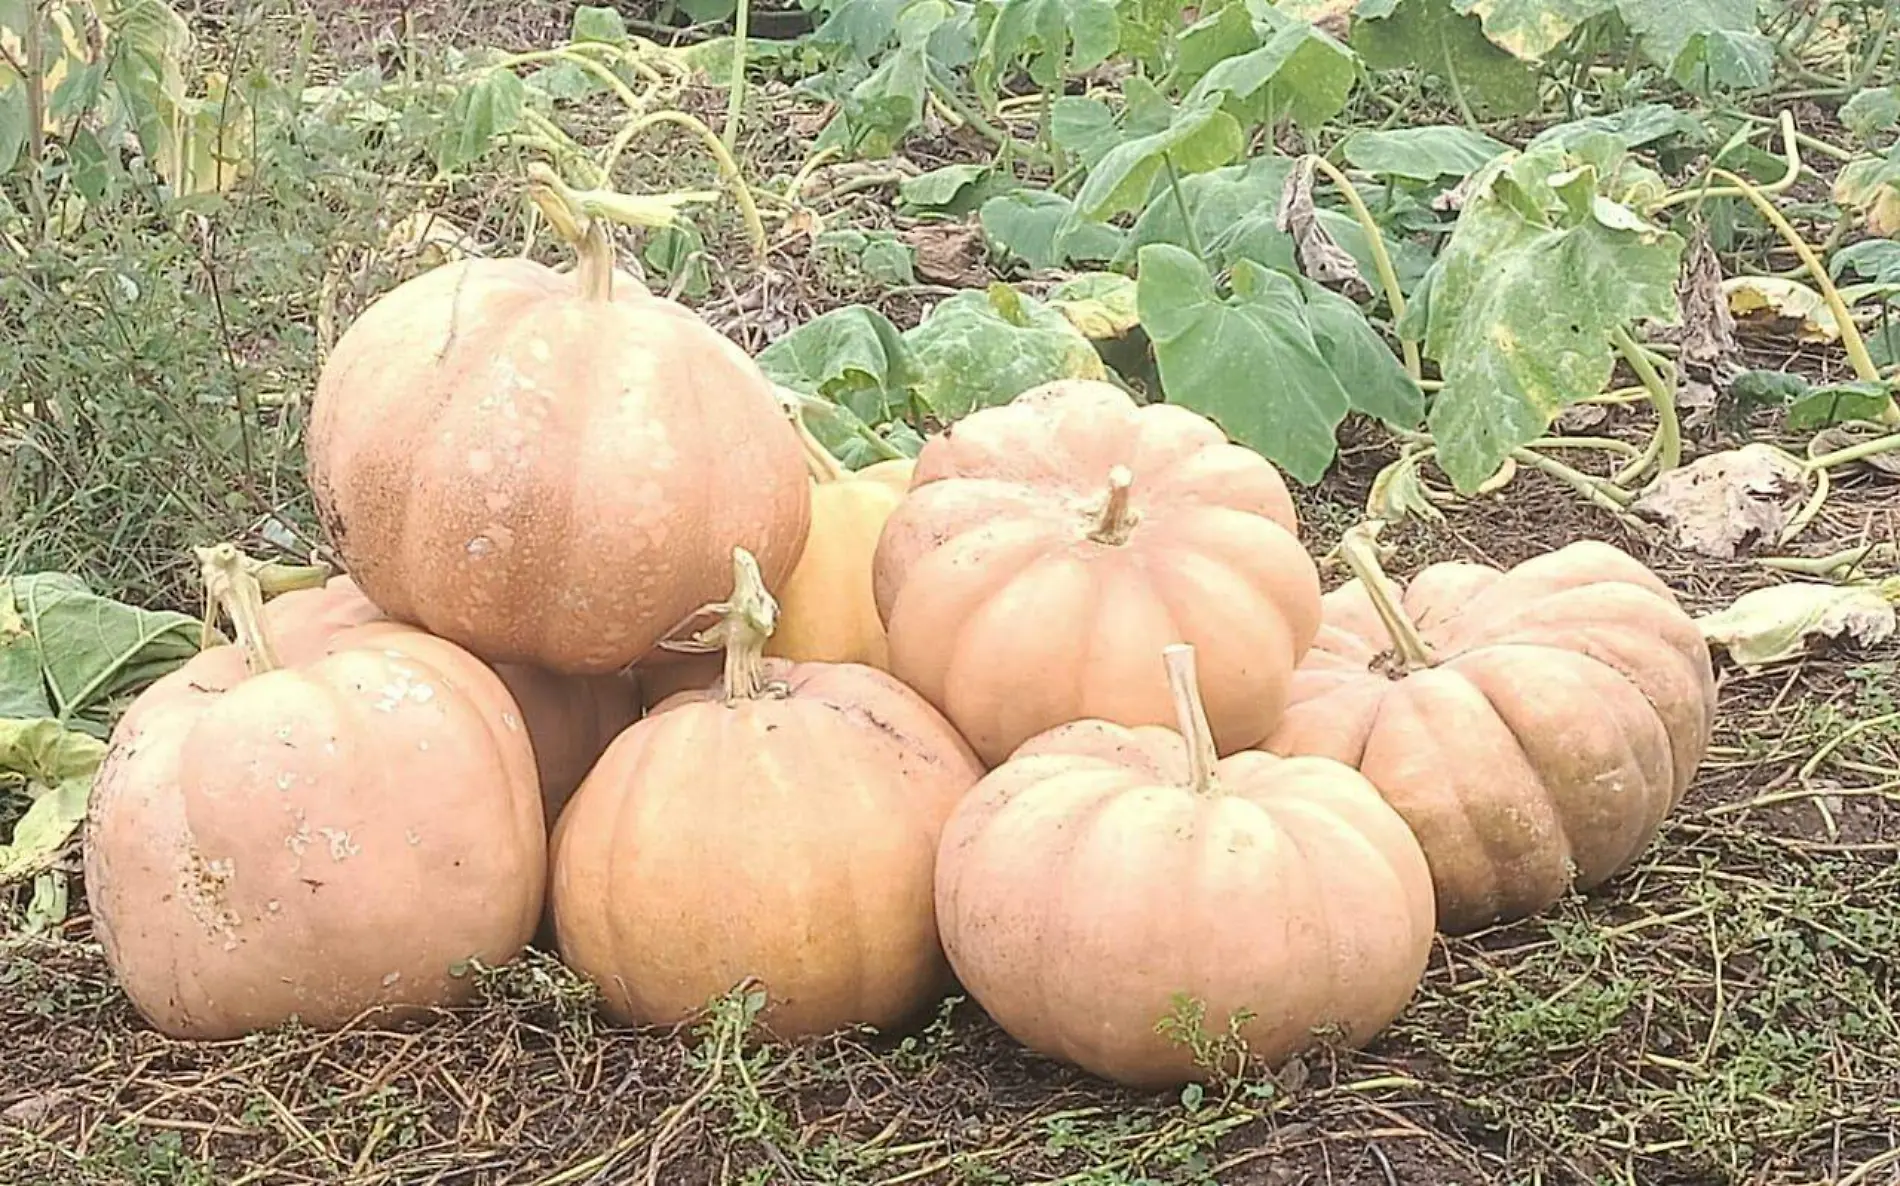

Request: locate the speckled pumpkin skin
(308, 258), (810, 675)
(85, 620), (546, 1040)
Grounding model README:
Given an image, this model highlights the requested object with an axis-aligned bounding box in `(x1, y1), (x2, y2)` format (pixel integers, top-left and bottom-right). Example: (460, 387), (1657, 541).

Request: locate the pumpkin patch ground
(5, 1), (1900, 1184)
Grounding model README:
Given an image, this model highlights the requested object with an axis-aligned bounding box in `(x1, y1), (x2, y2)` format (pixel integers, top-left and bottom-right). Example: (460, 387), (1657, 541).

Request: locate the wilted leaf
(1138, 245), (1352, 484)
(1698, 581), (1899, 670)
(1415, 145), (1684, 491)
(1048, 273), (1140, 339)
(904, 285), (1106, 420)
(1341, 125), (1509, 182)
(1723, 275), (1840, 342)
(0, 719), (105, 884)
(3, 574), (201, 731)
(1366, 450), (1447, 523)
(1833, 151), (1900, 238)
(1276, 158), (1363, 287)
(1631, 444), (1806, 559)
(1674, 228), (1737, 369)
(903, 221), (989, 285)
(898, 163), (995, 212)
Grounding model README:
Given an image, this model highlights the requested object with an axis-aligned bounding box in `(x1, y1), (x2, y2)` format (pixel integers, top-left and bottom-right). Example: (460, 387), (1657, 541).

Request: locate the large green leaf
(1840, 87), (1900, 145)
(1453, 0), (1613, 60)
(1341, 125), (1510, 182)
(1121, 155), (1297, 265)
(435, 69), (526, 172)
(981, 189), (1125, 267)
(904, 285), (1107, 420)
(1069, 92), (1244, 223)
(758, 305), (919, 427)
(1615, 0), (1771, 89)
(1352, 0), (1539, 115)
(1301, 281), (1424, 431)
(0, 718), (105, 884)
(1138, 245), (1352, 484)
(3, 574), (202, 731)
(976, 0), (1120, 95)
(1415, 146), (1684, 491)
(1184, 8), (1358, 130)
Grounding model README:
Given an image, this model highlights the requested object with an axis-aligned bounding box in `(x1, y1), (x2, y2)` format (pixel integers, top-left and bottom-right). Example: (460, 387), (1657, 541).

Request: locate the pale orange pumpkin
(765, 405), (915, 669)
(551, 549), (983, 1037)
(1265, 523), (1718, 934)
(935, 645), (1436, 1088)
(308, 175), (810, 675)
(873, 379), (1322, 765)
(85, 545), (546, 1040)
(259, 575), (638, 822)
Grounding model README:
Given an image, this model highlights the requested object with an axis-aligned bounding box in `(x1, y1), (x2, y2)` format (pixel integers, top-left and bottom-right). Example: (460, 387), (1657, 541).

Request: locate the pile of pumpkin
(82, 177), (1719, 1090)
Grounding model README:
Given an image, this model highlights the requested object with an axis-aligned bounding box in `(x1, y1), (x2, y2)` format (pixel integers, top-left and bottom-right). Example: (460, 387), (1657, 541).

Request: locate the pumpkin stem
(1087, 466), (1139, 545)
(1162, 645), (1220, 795)
(1337, 521), (1436, 671)
(776, 385), (847, 483)
(194, 543), (281, 675)
(526, 163), (616, 303)
(686, 547), (782, 703)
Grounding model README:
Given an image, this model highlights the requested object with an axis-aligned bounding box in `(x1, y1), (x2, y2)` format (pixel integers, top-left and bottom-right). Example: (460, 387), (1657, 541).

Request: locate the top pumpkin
(307, 175), (810, 675)
(873, 379), (1322, 766)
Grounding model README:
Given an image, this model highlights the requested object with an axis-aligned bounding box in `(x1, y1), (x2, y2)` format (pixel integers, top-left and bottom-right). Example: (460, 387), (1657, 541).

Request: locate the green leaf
(1352, 0), (1539, 115)
(3, 573), (202, 728)
(1452, 0), (1614, 60)
(1615, 0), (1771, 89)
(904, 285), (1107, 420)
(1841, 87), (1900, 145)
(0, 589), (51, 720)
(976, 0), (1120, 96)
(1787, 381), (1896, 431)
(435, 69), (526, 171)
(1185, 10), (1358, 129)
(758, 305), (920, 430)
(644, 221), (711, 300)
(0, 718), (105, 884)
(0, 82), (24, 180)
(1174, 0), (1257, 89)
(1122, 155), (1297, 266)
(1417, 147), (1684, 491)
(981, 190), (1125, 267)
(572, 4), (630, 42)
(1070, 93), (1244, 222)
(1341, 125), (1509, 182)
(1050, 95), (1123, 166)
(1137, 245), (1353, 484)
(1300, 280), (1424, 429)
(898, 163), (994, 212)
(1833, 240), (1900, 285)
(815, 228), (919, 286)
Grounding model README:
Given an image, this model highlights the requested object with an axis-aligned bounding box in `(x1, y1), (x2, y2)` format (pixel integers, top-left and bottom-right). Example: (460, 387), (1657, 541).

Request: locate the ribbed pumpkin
(260, 575), (638, 822)
(551, 549), (983, 1037)
(85, 545), (546, 1040)
(873, 379), (1322, 766)
(935, 645), (1436, 1088)
(1265, 523), (1718, 934)
(765, 406), (914, 669)
(307, 171), (809, 675)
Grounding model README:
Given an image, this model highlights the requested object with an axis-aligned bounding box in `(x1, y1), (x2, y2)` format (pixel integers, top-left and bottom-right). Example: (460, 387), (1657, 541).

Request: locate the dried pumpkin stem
(690, 548), (782, 704)
(1161, 645), (1219, 796)
(1088, 466), (1139, 545)
(194, 543), (281, 675)
(525, 163), (617, 302)
(777, 387), (847, 483)
(1337, 522), (1436, 671)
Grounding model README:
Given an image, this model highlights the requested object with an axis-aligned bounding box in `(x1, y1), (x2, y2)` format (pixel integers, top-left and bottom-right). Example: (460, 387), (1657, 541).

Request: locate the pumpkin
(85, 545), (546, 1040)
(1264, 523), (1718, 935)
(551, 549), (984, 1037)
(935, 644), (1436, 1089)
(765, 404), (915, 669)
(307, 170), (810, 676)
(260, 575), (638, 822)
(873, 379), (1322, 766)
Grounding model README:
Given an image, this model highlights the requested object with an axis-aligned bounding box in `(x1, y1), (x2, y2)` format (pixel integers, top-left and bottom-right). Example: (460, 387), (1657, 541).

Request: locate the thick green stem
(1509, 447), (1637, 514)
(1308, 156), (1421, 382)
(195, 544), (281, 674)
(1161, 645), (1219, 796)
(722, 0), (750, 153)
(1337, 522), (1435, 671)
(1609, 325), (1680, 478)
(1087, 467), (1139, 545)
(600, 110), (768, 264)
(1761, 543), (1896, 579)
(1805, 430), (1900, 472)
(690, 549), (781, 704)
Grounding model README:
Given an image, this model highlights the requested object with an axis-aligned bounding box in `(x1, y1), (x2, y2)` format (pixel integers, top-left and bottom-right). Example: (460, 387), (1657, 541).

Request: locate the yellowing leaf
(1722, 276), (1840, 342)
(0, 719), (105, 884)
(1833, 156), (1900, 237)
(1048, 273), (1140, 339)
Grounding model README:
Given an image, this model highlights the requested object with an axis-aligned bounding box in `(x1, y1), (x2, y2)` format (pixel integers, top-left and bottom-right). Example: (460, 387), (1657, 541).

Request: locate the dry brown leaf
(1723, 276), (1840, 342)
(1275, 159), (1362, 288)
(1631, 444), (1808, 559)
(1698, 581), (1898, 670)
(1676, 228), (1738, 370)
(903, 221), (989, 286)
